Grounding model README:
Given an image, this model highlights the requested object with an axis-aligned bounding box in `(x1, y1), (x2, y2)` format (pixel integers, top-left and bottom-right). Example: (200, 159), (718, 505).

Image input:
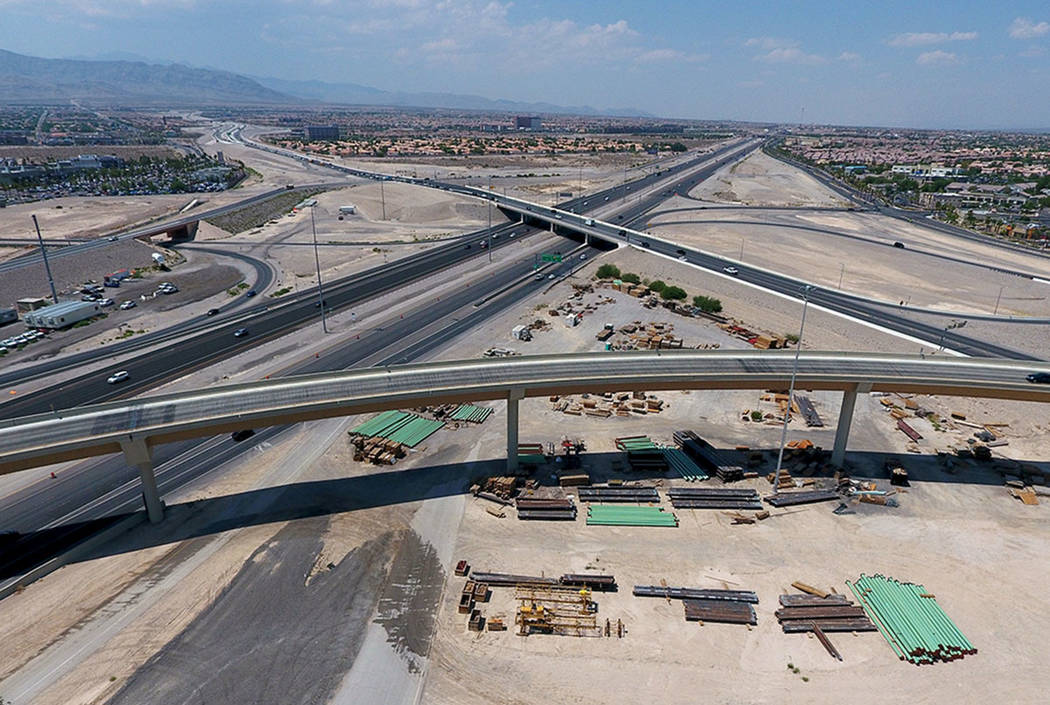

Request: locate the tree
(620, 272), (641, 284)
(692, 295), (723, 313)
(595, 264), (621, 279)
(661, 285), (687, 301)
(648, 280), (667, 293)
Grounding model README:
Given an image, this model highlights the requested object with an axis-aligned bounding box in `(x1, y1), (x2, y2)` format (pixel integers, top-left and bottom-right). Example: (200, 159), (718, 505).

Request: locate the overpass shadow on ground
(1, 447), (1043, 583)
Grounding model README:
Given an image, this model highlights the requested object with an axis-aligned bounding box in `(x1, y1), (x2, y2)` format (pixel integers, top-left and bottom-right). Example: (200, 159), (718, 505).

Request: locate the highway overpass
(1, 350), (1047, 523)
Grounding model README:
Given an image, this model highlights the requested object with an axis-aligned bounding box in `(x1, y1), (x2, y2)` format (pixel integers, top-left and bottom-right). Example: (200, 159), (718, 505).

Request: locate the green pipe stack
(847, 574), (976, 665)
(586, 505), (678, 527)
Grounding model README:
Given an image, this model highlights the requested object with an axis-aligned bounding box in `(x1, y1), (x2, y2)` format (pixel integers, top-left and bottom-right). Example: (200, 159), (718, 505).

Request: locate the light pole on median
(310, 206), (328, 333)
(772, 284), (813, 493)
(487, 174), (493, 263)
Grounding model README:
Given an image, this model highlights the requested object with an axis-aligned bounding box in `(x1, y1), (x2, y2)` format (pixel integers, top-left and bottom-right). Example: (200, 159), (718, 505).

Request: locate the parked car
(107, 370), (130, 384)
(99, 298), (115, 307)
(119, 300), (136, 310)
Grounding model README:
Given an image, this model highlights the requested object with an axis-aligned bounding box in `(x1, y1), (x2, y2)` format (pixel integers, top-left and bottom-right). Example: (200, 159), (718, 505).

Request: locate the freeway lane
(1, 140), (749, 408)
(0, 239), (592, 578)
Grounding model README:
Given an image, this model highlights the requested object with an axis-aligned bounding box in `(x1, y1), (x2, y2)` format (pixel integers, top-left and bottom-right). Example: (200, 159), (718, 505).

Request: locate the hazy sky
(1, 0), (1048, 128)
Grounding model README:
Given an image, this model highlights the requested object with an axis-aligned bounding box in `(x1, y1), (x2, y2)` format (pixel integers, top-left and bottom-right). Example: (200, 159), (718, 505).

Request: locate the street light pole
(31, 215), (59, 304)
(487, 174), (493, 263)
(379, 179), (386, 220)
(838, 263), (845, 290)
(310, 207), (328, 333)
(994, 285), (1003, 315)
(772, 284), (813, 493)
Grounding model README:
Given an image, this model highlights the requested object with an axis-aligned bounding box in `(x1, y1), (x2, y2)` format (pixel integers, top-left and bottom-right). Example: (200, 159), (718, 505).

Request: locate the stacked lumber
(667, 487), (762, 510)
(351, 437), (406, 465)
(515, 496), (577, 521)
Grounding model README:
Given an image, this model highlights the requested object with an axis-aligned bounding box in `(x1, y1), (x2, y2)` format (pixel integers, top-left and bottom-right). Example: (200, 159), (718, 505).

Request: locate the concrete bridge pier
(506, 388), (524, 473)
(831, 383), (870, 467)
(120, 437), (164, 523)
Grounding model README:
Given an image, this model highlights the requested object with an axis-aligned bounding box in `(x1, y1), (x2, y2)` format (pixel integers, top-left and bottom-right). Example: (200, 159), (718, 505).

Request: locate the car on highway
(534, 273), (544, 280)
(100, 298), (115, 307)
(547, 273), (555, 279)
(580, 254), (587, 260)
(1026, 372), (1050, 384)
(893, 241), (906, 249)
(107, 370), (130, 384)
(231, 429), (256, 442)
(108, 235), (118, 241)
(723, 266), (739, 275)
(245, 289), (257, 298)
(233, 327), (249, 338)
(120, 300), (136, 310)
(206, 308), (219, 316)
(315, 299), (329, 308)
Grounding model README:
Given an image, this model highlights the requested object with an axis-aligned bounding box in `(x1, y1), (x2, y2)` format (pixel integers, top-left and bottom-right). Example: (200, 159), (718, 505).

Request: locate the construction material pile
(615, 435), (669, 472)
(662, 447), (708, 481)
(634, 585), (758, 625)
(551, 391), (666, 418)
(577, 486), (660, 503)
(587, 505), (677, 527)
(449, 404), (492, 423)
(349, 410), (445, 464)
(601, 320), (685, 351)
(668, 487), (762, 510)
(765, 488), (840, 507)
(515, 585), (601, 637)
(776, 594), (876, 634)
(674, 430), (744, 482)
(516, 442), (547, 466)
(516, 496), (577, 521)
(848, 574), (976, 665)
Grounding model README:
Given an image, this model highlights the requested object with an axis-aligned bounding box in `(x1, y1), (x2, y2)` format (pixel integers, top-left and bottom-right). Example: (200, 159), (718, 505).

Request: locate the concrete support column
(831, 386), (860, 468)
(506, 389), (524, 473)
(120, 437), (164, 523)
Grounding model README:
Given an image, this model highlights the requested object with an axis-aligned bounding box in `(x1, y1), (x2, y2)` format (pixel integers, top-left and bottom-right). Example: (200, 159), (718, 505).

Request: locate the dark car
(230, 429), (255, 442)
(233, 327), (249, 338)
(207, 308), (219, 316)
(1026, 372), (1050, 384)
(893, 241), (905, 249)
(245, 289), (257, 298)
(315, 299), (328, 308)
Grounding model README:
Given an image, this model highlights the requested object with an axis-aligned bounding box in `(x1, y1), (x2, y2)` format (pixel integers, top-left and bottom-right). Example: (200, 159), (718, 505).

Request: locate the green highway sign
(541, 253), (563, 263)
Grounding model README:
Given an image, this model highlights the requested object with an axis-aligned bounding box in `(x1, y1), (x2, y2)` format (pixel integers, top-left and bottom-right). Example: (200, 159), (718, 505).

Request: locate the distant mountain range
(250, 75), (651, 117)
(0, 49), (289, 105)
(0, 48), (649, 117)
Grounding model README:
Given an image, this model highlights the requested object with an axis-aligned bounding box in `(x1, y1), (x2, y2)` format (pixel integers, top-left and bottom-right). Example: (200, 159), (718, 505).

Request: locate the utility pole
(994, 285), (1003, 315)
(487, 175), (493, 263)
(773, 285), (812, 493)
(379, 179), (386, 220)
(310, 207), (328, 333)
(32, 215), (58, 304)
(838, 263), (845, 289)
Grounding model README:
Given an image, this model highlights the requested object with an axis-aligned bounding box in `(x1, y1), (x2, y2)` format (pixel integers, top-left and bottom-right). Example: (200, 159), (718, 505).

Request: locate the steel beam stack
(577, 486), (660, 503)
(765, 488), (840, 507)
(668, 487), (762, 510)
(515, 496), (577, 521)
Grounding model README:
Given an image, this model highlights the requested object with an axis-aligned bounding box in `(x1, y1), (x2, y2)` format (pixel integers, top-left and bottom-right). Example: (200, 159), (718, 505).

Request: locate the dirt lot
(689, 149), (849, 208)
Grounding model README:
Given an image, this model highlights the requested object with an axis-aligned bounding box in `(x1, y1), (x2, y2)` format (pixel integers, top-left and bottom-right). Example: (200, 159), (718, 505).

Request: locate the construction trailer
(511, 325), (532, 341)
(0, 308), (17, 326)
(22, 300), (100, 329)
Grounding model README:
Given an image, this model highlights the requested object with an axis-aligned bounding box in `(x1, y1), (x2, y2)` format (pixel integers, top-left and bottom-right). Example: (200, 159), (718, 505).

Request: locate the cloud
(916, 50), (958, 66)
(745, 37), (797, 50)
(1009, 17), (1050, 39)
(888, 31), (977, 47)
(837, 51), (861, 61)
(755, 47), (825, 64)
(635, 48), (708, 64)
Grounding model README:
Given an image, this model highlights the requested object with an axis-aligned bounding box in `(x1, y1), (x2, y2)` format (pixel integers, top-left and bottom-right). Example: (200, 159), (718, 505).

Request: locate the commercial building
(890, 164), (965, 180)
(23, 300), (100, 329)
(515, 116), (542, 130)
(16, 297), (49, 314)
(305, 125), (340, 140)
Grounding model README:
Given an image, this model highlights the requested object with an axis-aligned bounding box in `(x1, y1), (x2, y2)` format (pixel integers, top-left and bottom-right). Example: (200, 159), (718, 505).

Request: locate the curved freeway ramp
(1, 350), (1047, 475)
